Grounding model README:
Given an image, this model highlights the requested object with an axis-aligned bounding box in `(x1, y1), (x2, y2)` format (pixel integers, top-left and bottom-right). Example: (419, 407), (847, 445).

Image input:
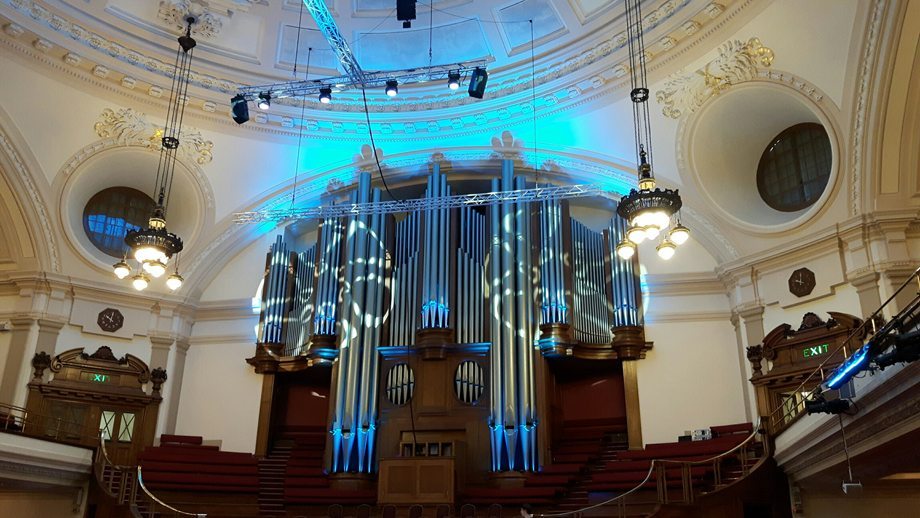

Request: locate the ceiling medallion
(615, 0), (689, 262)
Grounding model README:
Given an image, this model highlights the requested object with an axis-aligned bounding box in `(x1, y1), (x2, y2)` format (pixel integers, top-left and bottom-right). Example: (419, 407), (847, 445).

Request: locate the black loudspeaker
(231, 94), (249, 125)
(468, 68), (488, 99)
(397, 0), (416, 27)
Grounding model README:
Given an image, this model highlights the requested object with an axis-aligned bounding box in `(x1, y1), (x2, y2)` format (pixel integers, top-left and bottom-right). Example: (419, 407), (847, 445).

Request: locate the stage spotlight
(448, 71), (461, 90)
(804, 395), (850, 415)
(230, 94), (249, 124)
(397, 0), (416, 28)
(257, 92), (271, 110)
(468, 67), (488, 99)
(386, 80), (399, 97)
(875, 328), (920, 369)
(319, 87), (332, 104)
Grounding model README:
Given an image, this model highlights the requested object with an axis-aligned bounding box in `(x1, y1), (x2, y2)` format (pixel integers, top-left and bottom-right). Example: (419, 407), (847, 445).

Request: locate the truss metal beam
(302, 0), (365, 85)
(237, 60), (489, 101)
(234, 184), (616, 224)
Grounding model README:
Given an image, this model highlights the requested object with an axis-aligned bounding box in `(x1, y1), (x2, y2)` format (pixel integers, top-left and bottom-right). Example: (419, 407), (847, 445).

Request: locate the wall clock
(97, 308), (124, 332)
(788, 268), (816, 297)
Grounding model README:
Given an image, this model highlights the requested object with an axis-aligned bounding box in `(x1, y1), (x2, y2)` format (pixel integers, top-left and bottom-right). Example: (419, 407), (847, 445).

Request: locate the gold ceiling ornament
(656, 37), (775, 119)
(94, 108), (214, 165)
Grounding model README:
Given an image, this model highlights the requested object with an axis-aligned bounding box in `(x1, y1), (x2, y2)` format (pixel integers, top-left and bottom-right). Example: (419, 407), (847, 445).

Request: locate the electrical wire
(529, 19), (539, 185)
(290, 0), (310, 211)
(359, 86), (401, 203)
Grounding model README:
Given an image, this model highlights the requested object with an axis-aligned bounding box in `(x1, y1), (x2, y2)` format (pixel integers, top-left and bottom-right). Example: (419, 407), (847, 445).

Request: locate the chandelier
(615, 0), (689, 261)
(112, 17), (197, 290)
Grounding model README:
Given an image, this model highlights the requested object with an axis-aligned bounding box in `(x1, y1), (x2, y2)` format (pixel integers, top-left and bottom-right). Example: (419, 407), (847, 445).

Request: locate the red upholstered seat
(462, 487), (558, 504)
(159, 434), (203, 445)
(139, 436), (260, 495)
(710, 422), (754, 437)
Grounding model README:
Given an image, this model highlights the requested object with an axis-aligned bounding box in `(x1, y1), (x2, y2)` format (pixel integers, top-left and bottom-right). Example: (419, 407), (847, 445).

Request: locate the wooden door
(99, 408), (140, 465)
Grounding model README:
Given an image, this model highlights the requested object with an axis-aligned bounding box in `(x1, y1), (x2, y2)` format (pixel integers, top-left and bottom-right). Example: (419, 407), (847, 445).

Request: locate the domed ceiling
(2, 0), (741, 120)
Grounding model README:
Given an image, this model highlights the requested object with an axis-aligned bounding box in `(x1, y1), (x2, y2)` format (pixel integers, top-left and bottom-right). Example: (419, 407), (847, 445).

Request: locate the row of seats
(586, 422), (754, 492)
(138, 435), (260, 493)
(283, 426), (376, 504)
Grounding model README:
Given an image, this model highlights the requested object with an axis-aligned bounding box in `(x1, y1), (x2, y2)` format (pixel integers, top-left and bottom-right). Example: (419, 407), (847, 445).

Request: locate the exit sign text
(803, 343), (829, 358)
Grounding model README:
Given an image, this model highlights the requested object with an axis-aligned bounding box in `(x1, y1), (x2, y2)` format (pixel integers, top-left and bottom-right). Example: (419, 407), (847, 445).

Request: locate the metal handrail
(539, 420), (766, 517)
(0, 401), (97, 444)
(765, 265), (920, 429)
(135, 466), (207, 517)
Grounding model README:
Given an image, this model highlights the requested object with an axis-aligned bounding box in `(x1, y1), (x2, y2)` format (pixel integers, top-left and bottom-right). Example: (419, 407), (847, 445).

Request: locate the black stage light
(386, 80), (399, 97)
(875, 328), (920, 368)
(319, 87), (332, 104)
(231, 94), (249, 124)
(468, 67), (488, 99)
(448, 70), (461, 90)
(257, 92), (271, 110)
(397, 0), (416, 28)
(804, 395), (850, 415)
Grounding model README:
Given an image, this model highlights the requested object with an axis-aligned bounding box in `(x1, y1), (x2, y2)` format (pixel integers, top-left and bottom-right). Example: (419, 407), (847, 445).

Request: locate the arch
(182, 145), (740, 297)
(0, 105), (58, 272)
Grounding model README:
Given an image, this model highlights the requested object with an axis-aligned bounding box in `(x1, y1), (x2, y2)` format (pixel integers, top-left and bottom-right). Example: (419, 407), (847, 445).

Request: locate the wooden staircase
(258, 445), (292, 516)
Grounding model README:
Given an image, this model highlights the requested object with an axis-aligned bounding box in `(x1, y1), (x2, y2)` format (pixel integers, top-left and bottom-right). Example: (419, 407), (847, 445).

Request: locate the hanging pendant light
(115, 16), (197, 290)
(615, 0), (688, 260)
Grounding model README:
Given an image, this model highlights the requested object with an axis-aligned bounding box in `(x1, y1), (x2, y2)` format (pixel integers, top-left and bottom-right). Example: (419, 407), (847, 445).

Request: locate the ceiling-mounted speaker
(468, 67), (488, 99)
(231, 94), (249, 125)
(397, 0), (417, 28)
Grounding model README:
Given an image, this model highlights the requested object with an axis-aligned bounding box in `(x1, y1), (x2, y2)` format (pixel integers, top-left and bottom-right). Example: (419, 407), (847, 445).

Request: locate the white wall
(173, 340), (263, 453)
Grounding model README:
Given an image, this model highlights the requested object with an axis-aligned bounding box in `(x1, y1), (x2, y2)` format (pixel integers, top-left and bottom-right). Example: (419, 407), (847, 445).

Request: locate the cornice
(190, 333), (256, 345)
(0, 0), (766, 139)
(644, 310), (732, 324)
(194, 299), (256, 321)
(643, 271), (726, 296)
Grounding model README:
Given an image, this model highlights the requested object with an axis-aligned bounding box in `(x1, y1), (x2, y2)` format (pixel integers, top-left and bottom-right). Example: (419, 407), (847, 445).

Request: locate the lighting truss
(233, 184), (615, 223)
(236, 60), (490, 101)
(301, 0), (365, 85)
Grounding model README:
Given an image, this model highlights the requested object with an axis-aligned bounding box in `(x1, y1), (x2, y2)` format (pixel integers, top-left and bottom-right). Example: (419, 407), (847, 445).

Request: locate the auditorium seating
(138, 435), (260, 493)
(281, 426), (375, 505)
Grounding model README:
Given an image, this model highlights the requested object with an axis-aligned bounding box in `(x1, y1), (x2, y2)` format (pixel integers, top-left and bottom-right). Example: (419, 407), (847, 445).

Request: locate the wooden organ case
(248, 163), (649, 502)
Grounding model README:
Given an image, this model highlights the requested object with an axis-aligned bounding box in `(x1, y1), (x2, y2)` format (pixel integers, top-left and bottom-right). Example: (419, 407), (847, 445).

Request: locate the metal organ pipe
(314, 218), (342, 336)
(608, 217), (642, 327)
(488, 177), (503, 471)
(421, 166), (451, 329)
(285, 246), (317, 355)
(260, 235), (291, 344)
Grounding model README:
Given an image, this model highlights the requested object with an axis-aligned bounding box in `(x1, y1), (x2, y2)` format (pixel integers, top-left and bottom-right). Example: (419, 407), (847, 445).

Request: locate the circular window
(385, 363), (415, 406)
(83, 187), (155, 258)
(757, 123), (832, 212)
(454, 361), (484, 405)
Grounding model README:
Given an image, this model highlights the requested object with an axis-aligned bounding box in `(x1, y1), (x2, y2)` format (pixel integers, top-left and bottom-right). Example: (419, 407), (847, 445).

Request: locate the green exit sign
(803, 343), (829, 358)
(92, 373), (109, 383)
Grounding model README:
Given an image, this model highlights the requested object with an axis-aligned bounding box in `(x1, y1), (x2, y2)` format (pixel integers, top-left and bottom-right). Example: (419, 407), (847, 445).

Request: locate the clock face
(97, 308), (124, 332)
(788, 268), (816, 297)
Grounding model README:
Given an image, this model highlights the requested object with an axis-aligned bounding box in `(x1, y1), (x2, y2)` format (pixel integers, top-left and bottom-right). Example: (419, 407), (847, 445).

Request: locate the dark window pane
(757, 123), (832, 212)
(82, 187), (155, 258)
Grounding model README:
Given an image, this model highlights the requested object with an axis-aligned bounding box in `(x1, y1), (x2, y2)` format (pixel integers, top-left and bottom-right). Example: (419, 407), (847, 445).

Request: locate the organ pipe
(420, 164), (452, 329)
(608, 216), (643, 327)
(488, 160), (538, 472)
(389, 212), (420, 346)
(259, 235), (293, 344)
(330, 172), (388, 474)
(570, 219), (612, 343)
(314, 217), (342, 336)
(284, 245), (317, 355)
(539, 201), (567, 324)
(457, 205), (485, 343)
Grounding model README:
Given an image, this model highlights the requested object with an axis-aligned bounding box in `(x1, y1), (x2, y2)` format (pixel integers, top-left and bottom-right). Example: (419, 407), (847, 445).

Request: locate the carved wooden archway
(26, 346), (166, 465)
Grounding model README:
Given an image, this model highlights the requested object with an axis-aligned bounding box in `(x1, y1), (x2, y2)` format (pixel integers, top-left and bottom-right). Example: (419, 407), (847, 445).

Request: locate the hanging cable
(529, 19), (539, 186)
(359, 86), (401, 202)
(289, 0), (310, 211)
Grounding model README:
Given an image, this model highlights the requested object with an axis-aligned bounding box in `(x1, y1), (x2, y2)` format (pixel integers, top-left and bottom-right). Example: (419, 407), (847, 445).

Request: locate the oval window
(756, 123), (832, 212)
(83, 187), (155, 258)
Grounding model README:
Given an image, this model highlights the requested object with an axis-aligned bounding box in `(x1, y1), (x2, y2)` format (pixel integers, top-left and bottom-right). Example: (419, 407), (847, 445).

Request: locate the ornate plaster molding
(157, 1), (222, 39)
(0, 131), (60, 272)
(656, 37), (774, 119)
(850, 0), (886, 216)
(94, 108), (213, 165)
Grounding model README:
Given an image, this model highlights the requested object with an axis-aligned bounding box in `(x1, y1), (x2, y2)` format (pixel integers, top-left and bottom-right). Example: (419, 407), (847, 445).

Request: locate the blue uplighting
(826, 343), (871, 389)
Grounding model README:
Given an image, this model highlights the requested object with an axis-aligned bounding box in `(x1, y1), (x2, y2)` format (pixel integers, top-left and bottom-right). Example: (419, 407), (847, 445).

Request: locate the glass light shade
(132, 274), (150, 291)
(113, 261), (131, 279)
(644, 226), (661, 240)
(626, 225), (647, 244)
(669, 224), (690, 245)
(657, 240), (677, 260)
(143, 260), (167, 278)
(166, 273), (184, 291)
(134, 245), (167, 264)
(616, 240), (636, 260)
